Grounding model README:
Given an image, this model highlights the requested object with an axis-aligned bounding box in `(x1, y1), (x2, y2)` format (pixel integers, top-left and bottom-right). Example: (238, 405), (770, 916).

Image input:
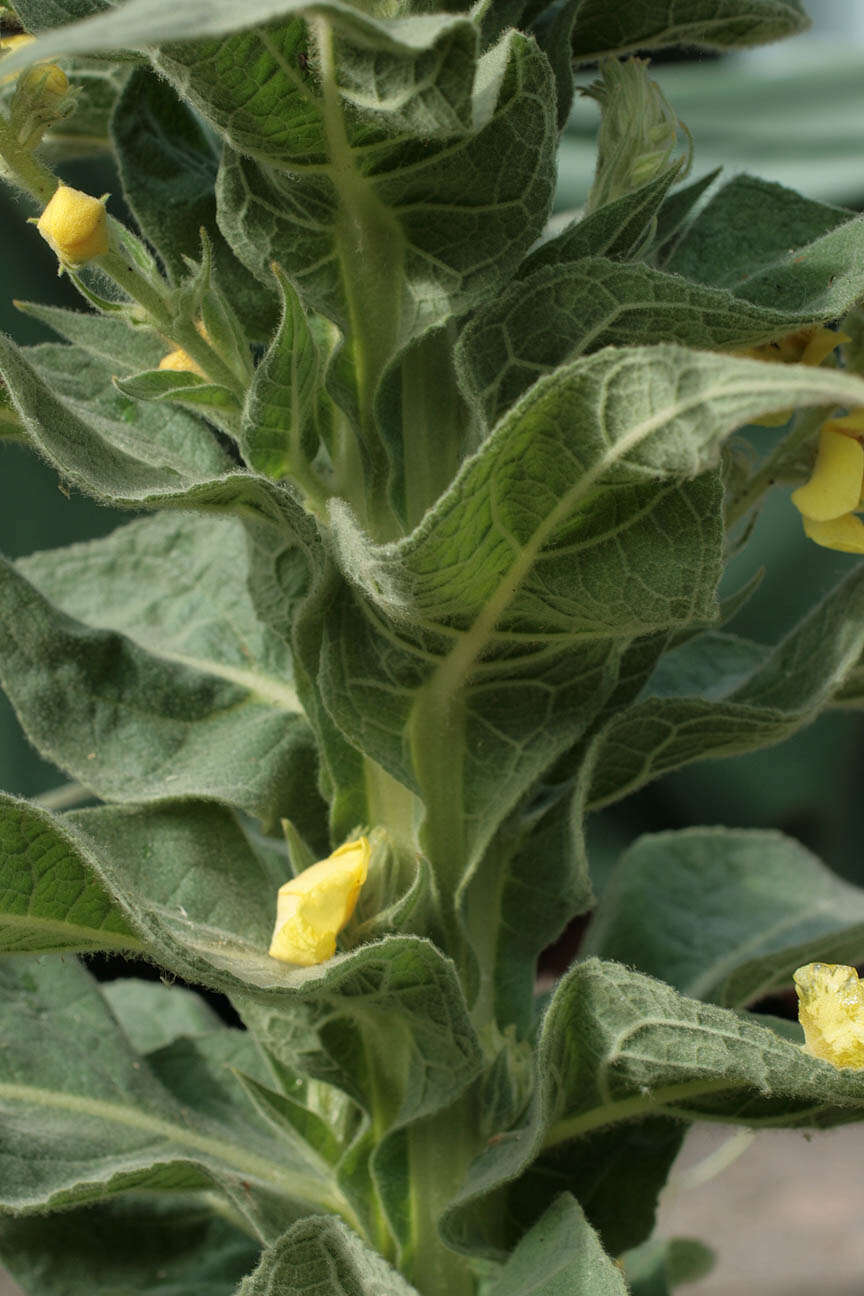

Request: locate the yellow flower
(269, 837), (369, 966)
(740, 326), (849, 427)
(794, 962), (864, 1069)
(36, 184), (109, 268)
(158, 347), (205, 377)
(791, 415), (864, 554)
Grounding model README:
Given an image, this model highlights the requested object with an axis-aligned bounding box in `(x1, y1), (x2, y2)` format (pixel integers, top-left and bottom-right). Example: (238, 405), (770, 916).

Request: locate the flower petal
(791, 424), (864, 522)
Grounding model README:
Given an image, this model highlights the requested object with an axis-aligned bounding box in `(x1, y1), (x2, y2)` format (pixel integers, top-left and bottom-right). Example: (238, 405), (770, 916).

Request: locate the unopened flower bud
(37, 184), (109, 268)
(269, 838), (369, 966)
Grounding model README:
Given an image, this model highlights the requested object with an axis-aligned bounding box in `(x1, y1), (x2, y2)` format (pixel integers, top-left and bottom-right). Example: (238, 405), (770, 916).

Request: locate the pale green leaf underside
(585, 828), (864, 1008)
(0, 555), (313, 823)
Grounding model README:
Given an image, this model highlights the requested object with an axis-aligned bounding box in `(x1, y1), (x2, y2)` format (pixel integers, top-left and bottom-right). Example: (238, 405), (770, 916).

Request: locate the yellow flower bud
(791, 424), (864, 522)
(158, 347), (205, 377)
(794, 963), (864, 1069)
(19, 60), (68, 102)
(269, 837), (370, 967)
(36, 184), (109, 268)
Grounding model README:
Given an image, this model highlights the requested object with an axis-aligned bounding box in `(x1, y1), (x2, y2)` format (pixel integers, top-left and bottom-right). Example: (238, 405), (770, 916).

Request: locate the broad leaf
(18, 799), (485, 1136)
(568, 0), (810, 64)
(504, 1118), (686, 1260)
(0, 956), (354, 1233)
(320, 347), (864, 908)
(102, 978), (221, 1054)
(443, 957), (864, 1258)
(584, 828), (864, 1008)
(111, 66), (278, 338)
(0, 332), (305, 528)
(0, 1196), (261, 1296)
(583, 563), (864, 811)
(457, 252), (864, 432)
(0, 554), (315, 825)
(487, 1193), (627, 1296)
(0, 791), (143, 955)
(667, 174), (852, 300)
(238, 1215), (419, 1296)
(215, 26), (556, 364)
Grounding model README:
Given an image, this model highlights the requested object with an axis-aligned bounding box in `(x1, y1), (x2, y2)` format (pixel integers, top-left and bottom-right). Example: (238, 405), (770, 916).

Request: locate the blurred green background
(3, 2), (864, 886)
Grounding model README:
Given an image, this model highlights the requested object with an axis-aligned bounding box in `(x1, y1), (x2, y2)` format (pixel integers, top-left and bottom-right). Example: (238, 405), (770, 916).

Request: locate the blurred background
(2, 2), (864, 1293)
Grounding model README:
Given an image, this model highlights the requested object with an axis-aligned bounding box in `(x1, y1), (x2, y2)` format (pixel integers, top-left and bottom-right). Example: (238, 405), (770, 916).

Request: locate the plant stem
(0, 112), (55, 204)
(310, 15), (404, 540)
(405, 1099), (478, 1296)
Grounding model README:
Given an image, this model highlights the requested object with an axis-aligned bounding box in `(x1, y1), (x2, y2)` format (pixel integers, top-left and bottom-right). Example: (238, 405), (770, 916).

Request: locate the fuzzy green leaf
(568, 0), (810, 64)
(0, 332), (305, 528)
(487, 1193), (628, 1296)
(0, 1197), (261, 1296)
(667, 174), (852, 298)
(15, 300), (167, 370)
(0, 554), (315, 825)
(241, 265), (338, 480)
(444, 957), (864, 1258)
(584, 828), (864, 1008)
(215, 27), (555, 352)
(0, 956), (353, 1231)
(523, 164), (684, 278)
(111, 66), (278, 338)
(101, 978), (222, 1054)
(584, 563), (864, 811)
(238, 1215), (419, 1296)
(0, 791), (143, 955)
(321, 347), (864, 900)
(457, 252), (864, 432)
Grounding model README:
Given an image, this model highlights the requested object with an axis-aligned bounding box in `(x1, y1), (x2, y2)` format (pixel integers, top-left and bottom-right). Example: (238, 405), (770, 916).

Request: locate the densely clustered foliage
(2, 1), (864, 1293)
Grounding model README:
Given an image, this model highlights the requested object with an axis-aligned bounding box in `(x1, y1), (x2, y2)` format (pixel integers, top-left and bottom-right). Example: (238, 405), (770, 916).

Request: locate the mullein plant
(6, 1), (864, 1293)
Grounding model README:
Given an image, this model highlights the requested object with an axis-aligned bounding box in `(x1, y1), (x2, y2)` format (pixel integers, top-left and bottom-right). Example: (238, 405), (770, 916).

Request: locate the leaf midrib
(0, 1081), (355, 1223)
